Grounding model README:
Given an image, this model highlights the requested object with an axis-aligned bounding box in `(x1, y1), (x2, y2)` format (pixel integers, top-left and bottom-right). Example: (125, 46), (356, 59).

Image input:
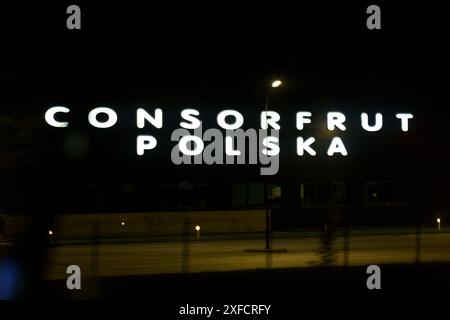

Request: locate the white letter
(178, 135), (204, 156)
(296, 112), (312, 130)
(262, 136), (280, 156)
(261, 111), (280, 130)
(180, 109), (201, 129)
(366, 265), (381, 289)
(225, 136), (241, 156)
(66, 5), (81, 30)
(137, 135), (157, 155)
(327, 112), (346, 131)
(88, 107), (117, 128)
(366, 5), (381, 30)
(361, 113), (383, 132)
(137, 108), (163, 129)
(327, 137), (348, 156)
(217, 110), (244, 130)
(45, 106), (70, 128)
(66, 265), (81, 290)
(297, 137), (316, 156)
(396, 113), (413, 132)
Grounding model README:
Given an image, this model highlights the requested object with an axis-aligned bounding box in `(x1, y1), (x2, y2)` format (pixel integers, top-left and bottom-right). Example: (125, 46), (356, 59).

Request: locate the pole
(91, 221), (100, 277)
(265, 181), (271, 250)
(264, 95), (271, 250)
(182, 216), (190, 273)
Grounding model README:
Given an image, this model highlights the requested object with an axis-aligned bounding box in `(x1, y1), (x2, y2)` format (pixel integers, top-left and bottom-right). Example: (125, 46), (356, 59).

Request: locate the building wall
(0, 210), (266, 240)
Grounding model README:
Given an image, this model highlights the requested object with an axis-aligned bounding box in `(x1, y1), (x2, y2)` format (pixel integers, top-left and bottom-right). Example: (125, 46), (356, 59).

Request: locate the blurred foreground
(41, 232), (450, 280)
(2, 228), (450, 300)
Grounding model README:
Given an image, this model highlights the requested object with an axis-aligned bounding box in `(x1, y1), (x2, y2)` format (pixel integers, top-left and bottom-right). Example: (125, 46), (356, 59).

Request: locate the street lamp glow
(121, 221), (125, 226)
(195, 225), (201, 231)
(48, 230), (53, 235)
(437, 218), (441, 223)
(271, 80), (282, 88)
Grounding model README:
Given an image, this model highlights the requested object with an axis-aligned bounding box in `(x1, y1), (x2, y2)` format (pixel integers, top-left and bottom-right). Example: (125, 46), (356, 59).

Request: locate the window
(269, 183), (282, 206)
(300, 182), (347, 206)
(365, 181), (408, 205)
(177, 181), (195, 208)
(159, 183), (177, 209)
(232, 183), (264, 207)
(196, 183), (209, 208)
(269, 183), (281, 200)
(159, 182), (212, 209)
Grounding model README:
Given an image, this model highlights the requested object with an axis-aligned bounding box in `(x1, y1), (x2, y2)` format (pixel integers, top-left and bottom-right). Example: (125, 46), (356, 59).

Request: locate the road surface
(44, 233), (450, 279)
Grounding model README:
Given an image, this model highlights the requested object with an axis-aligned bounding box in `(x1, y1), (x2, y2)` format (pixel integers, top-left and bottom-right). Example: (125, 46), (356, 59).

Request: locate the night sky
(1, 1), (449, 212)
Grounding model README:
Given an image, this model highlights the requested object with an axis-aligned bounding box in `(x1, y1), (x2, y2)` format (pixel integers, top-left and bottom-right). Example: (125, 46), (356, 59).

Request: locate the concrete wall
(1, 210), (266, 240)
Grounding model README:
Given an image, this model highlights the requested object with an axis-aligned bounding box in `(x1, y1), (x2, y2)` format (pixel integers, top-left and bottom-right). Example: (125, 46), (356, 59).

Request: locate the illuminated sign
(44, 107), (414, 175)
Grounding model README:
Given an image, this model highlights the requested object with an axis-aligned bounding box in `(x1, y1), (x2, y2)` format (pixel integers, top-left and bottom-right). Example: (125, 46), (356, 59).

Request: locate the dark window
(365, 181), (408, 205)
(159, 182), (211, 209)
(159, 183), (177, 209)
(300, 182), (347, 206)
(196, 183), (209, 208)
(232, 183), (264, 207)
(177, 182), (195, 208)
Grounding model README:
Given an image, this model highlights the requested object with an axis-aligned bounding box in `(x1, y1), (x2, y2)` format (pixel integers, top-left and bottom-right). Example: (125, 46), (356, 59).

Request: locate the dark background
(1, 0), (450, 306)
(1, 1), (449, 215)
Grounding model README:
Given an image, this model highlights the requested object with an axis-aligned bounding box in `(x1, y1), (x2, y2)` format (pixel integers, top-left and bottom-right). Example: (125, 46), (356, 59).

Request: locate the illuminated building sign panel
(44, 107), (414, 175)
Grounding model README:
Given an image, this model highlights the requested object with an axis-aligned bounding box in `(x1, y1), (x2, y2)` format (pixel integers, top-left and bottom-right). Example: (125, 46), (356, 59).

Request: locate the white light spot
(271, 80), (282, 88)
